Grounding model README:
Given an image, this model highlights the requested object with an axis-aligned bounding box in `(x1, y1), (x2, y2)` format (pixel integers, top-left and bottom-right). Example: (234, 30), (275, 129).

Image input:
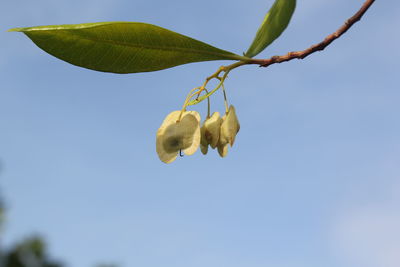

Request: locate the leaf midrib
(32, 29), (243, 61)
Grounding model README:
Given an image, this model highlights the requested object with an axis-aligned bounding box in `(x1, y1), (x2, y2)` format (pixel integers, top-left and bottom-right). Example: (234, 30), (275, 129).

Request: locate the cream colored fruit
(219, 105), (240, 146)
(217, 142), (228, 157)
(156, 110), (200, 163)
(202, 112), (223, 149)
(200, 124), (209, 155)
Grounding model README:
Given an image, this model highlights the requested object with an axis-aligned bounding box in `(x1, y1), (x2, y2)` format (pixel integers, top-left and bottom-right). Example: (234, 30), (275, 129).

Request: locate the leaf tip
(8, 27), (23, 32)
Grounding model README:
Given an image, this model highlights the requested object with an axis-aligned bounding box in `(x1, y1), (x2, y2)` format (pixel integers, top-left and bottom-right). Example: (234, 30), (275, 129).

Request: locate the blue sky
(1, 0), (399, 267)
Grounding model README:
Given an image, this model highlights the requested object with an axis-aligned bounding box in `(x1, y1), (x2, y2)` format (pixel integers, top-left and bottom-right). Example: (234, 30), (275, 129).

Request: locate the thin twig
(248, 0), (375, 68)
(188, 0), (375, 107)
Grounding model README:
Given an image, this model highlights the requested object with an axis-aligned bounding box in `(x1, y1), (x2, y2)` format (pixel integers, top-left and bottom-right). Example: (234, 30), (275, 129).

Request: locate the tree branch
(248, 0), (375, 68)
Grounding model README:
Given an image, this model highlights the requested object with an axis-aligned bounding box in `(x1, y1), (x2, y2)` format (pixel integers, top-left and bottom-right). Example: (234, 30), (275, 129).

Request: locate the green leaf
(245, 0), (296, 58)
(9, 22), (247, 74)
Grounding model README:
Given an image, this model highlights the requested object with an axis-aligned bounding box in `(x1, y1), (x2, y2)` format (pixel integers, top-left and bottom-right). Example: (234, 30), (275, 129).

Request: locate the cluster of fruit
(156, 106), (239, 163)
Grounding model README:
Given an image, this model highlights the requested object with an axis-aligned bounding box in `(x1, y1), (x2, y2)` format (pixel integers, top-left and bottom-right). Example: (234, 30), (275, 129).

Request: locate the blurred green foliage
(0, 235), (64, 267)
(0, 195), (63, 267)
(0, 196), (116, 267)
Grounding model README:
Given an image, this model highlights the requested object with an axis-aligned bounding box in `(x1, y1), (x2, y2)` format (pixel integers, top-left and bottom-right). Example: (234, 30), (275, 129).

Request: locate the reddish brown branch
(248, 0), (375, 68)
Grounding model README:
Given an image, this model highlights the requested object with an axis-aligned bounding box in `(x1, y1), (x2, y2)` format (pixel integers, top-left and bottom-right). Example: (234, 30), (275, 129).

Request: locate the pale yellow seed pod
(216, 114), (228, 158)
(203, 112), (223, 149)
(217, 142), (229, 158)
(200, 124), (209, 155)
(156, 110), (200, 163)
(200, 111), (223, 155)
(220, 105), (240, 147)
(200, 143), (209, 155)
